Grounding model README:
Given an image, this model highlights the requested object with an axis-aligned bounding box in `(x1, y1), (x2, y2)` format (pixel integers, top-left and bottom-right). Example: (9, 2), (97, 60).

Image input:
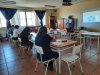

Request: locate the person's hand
(28, 34), (32, 40)
(51, 36), (57, 42)
(53, 36), (57, 39)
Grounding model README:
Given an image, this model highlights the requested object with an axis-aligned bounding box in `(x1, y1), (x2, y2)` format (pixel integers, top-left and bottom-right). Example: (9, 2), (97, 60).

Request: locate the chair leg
(78, 59), (84, 73)
(54, 60), (57, 72)
(45, 62), (49, 75)
(9, 38), (12, 43)
(12, 40), (16, 46)
(22, 47), (25, 57)
(67, 62), (72, 75)
(35, 60), (38, 71)
(19, 47), (21, 55)
(21, 48), (24, 57)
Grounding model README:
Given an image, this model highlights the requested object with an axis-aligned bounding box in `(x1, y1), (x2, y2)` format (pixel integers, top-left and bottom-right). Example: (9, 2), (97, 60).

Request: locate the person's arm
(28, 34), (32, 40)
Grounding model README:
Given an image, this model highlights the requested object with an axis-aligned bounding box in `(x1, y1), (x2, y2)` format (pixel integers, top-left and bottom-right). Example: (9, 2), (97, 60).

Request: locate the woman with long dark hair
(20, 27), (33, 55)
(35, 26), (58, 71)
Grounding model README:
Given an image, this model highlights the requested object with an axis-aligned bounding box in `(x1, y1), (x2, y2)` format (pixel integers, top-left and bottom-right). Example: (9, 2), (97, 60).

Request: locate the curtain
(35, 10), (45, 26)
(0, 8), (17, 29)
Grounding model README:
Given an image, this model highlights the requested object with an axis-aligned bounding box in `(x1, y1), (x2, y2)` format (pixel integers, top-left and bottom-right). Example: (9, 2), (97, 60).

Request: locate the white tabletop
(80, 32), (100, 36)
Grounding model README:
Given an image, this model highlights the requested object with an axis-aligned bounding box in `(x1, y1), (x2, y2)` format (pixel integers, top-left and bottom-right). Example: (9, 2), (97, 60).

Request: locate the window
(15, 10), (46, 27)
(0, 12), (6, 28)
(19, 11), (35, 26)
(19, 12), (26, 26)
(26, 12), (35, 26)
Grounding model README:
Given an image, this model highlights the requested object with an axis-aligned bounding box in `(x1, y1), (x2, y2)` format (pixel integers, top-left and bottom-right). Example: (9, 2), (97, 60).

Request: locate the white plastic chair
(61, 44), (84, 75)
(60, 31), (68, 39)
(34, 45), (57, 75)
(11, 36), (18, 46)
(47, 28), (50, 34)
(53, 30), (58, 34)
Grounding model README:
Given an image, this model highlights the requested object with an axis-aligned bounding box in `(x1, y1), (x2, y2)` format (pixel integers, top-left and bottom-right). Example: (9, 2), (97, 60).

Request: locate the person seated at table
(8, 25), (14, 36)
(35, 26), (58, 71)
(12, 25), (20, 40)
(67, 27), (74, 33)
(20, 26), (33, 55)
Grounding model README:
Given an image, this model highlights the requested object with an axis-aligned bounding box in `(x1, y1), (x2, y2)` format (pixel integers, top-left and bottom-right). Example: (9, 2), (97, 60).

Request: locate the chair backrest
(72, 44), (83, 55)
(17, 38), (22, 46)
(61, 31), (66, 35)
(47, 28), (50, 33)
(56, 29), (60, 32)
(34, 45), (44, 54)
(18, 38), (21, 42)
(54, 30), (58, 34)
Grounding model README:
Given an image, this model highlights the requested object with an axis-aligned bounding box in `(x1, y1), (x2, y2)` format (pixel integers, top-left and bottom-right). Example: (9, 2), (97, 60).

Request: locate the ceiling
(0, 0), (88, 9)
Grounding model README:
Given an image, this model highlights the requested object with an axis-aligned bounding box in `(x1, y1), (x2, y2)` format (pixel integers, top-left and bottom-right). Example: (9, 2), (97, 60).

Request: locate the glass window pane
(26, 12), (36, 26)
(0, 12), (5, 18)
(32, 12), (35, 25)
(26, 12), (32, 18)
(0, 12), (6, 28)
(19, 12), (25, 18)
(27, 19), (33, 26)
(19, 11), (26, 26)
(20, 20), (26, 26)
(1, 19), (6, 27)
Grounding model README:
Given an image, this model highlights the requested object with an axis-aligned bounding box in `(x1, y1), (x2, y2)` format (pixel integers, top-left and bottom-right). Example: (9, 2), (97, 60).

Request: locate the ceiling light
(0, 1), (16, 5)
(45, 5), (56, 8)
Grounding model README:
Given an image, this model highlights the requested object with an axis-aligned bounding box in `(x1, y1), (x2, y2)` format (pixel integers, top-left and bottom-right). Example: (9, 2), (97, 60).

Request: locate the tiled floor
(0, 40), (100, 75)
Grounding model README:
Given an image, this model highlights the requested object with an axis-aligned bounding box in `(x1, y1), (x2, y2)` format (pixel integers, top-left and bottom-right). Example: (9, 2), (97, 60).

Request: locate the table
(80, 32), (100, 53)
(51, 39), (77, 74)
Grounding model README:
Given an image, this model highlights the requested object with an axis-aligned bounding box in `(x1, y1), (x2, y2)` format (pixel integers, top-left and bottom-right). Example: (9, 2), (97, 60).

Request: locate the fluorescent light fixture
(45, 5), (56, 8)
(0, 1), (16, 5)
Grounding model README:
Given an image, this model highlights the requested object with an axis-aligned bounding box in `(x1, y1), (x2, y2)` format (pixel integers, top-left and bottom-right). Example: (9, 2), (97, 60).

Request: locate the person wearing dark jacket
(35, 26), (58, 71)
(20, 27), (33, 55)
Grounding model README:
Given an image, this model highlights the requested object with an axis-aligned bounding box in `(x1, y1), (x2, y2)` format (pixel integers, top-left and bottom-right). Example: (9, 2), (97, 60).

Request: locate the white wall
(56, 0), (100, 32)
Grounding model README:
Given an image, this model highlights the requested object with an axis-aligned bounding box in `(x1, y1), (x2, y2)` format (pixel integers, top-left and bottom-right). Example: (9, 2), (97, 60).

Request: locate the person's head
(15, 25), (19, 29)
(37, 26), (47, 36)
(23, 27), (30, 32)
(68, 16), (72, 19)
(20, 26), (30, 37)
(11, 25), (14, 27)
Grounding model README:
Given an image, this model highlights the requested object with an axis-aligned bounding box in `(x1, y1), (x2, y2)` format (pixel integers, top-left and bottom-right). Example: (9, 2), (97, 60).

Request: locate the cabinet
(48, 16), (56, 29)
